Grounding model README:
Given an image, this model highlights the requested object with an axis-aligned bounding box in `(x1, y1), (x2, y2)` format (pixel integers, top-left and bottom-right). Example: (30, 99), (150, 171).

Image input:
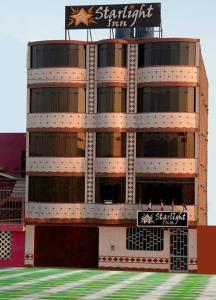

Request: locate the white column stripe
(18, 271), (120, 300)
(0, 269), (52, 280)
(197, 276), (216, 300)
(0, 268), (26, 273)
(0, 269), (84, 292)
(137, 273), (187, 300)
(82, 272), (153, 300)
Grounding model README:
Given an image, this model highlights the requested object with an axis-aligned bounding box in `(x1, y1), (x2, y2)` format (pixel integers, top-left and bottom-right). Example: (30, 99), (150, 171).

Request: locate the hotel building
(24, 32), (208, 272)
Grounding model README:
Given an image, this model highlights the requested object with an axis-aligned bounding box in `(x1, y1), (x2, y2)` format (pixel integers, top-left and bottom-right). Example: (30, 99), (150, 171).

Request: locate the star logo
(140, 214), (154, 225)
(68, 7), (97, 27)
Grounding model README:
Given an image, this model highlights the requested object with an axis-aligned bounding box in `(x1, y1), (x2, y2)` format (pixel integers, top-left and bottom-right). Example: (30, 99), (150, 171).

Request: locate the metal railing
(0, 178), (25, 224)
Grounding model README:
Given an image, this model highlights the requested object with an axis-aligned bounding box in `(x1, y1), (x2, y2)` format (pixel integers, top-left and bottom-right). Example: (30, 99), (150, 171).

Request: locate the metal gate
(170, 229), (188, 272)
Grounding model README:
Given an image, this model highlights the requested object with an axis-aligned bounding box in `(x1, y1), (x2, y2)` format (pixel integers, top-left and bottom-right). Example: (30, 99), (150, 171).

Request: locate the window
(98, 43), (127, 67)
(138, 42), (196, 67)
(29, 132), (85, 157)
(136, 132), (195, 158)
(97, 87), (126, 113)
(31, 44), (86, 68)
(30, 88), (85, 113)
(29, 176), (85, 203)
(95, 177), (125, 203)
(126, 228), (164, 251)
(136, 177), (195, 205)
(137, 87), (195, 113)
(96, 133), (126, 157)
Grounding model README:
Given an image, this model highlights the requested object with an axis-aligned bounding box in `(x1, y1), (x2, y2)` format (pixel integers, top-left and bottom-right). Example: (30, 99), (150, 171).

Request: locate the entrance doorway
(34, 226), (99, 268)
(170, 229), (188, 272)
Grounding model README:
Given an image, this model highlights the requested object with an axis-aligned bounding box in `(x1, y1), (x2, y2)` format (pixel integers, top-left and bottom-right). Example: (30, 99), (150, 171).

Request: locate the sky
(0, 0), (215, 224)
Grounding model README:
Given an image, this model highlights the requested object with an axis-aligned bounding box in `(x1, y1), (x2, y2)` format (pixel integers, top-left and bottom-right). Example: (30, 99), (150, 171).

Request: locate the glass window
(97, 87), (126, 112)
(136, 177), (195, 205)
(96, 133), (126, 157)
(29, 132), (85, 157)
(95, 177), (125, 203)
(138, 42), (196, 67)
(31, 44), (86, 68)
(137, 87), (195, 113)
(30, 88), (85, 113)
(29, 176), (85, 203)
(126, 228), (164, 251)
(98, 43), (127, 67)
(136, 132), (195, 158)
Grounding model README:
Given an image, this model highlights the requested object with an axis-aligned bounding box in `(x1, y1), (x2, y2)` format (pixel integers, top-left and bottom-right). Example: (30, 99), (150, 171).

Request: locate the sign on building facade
(137, 211), (188, 227)
(65, 3), (161, 30)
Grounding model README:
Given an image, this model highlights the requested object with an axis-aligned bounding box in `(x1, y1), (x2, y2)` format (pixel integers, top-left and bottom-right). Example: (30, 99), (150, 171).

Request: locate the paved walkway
(0, 268), (214, 299)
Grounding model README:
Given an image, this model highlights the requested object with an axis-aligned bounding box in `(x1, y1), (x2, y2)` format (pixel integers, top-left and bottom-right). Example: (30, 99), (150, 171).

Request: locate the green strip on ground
(0, 269), (102, 299)
(100, 272), (171, 300)
(159, 274), (210, 300)
(43, 271), (141, 300)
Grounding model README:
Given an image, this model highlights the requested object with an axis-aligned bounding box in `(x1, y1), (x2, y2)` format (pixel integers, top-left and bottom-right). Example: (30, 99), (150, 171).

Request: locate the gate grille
(170, 229), (188, 272)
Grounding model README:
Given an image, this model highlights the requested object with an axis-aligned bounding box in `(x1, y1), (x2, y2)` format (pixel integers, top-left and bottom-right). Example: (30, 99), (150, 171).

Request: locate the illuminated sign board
(65, 3), (161, 30)
(137, 211), (188, 227)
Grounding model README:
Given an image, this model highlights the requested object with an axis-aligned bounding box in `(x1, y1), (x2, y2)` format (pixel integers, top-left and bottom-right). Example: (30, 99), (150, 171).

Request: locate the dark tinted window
(96, 133), (126, 157)
(136, 132), (194, 158)
(30, 88), (85, 113)
(31, 44), (86, 68)
(97, 87), (126, 112)
(136, 177), (194, 205)
(29, 132), (85, 157)
(95, 177), (125, 203)
(138, 42), (196, 67)
(98, 43), (127, 67)
(29, 176), (84, 203)
(137, 87), (195, 113)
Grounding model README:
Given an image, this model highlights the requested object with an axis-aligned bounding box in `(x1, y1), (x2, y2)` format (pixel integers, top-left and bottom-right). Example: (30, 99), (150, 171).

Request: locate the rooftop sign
(65, 3), (161, 30)
(137, 211), (188, 228)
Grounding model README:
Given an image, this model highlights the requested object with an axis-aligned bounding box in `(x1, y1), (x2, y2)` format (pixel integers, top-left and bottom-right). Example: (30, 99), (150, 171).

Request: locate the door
(34, 226), (99, 268)
(170, 228), (188, 272)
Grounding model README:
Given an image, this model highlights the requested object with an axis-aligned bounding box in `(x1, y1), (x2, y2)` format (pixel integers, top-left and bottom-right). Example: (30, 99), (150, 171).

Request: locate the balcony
(27, 112), (198, 130)
(25, 202), (197, 223)
(0, 177), (25, 224)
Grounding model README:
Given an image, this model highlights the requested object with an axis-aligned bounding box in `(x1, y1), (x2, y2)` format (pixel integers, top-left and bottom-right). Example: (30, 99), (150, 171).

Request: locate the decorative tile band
(85, 45), (96, 203)
(99, 256), (169, 264)
(27, 113), (198, 130)
(138, 66), (198, 83)
(189, 258), (198, 265)
(126, 44), (137, 205)
(28, 68), (86, 84)
(85, 132), (95, 203)
(97, 67), (127, 83)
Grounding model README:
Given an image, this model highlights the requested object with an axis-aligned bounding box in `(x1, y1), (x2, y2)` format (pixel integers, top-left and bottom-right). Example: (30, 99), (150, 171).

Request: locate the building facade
(25, 37), (208, 272)
(0, 133), (25, 267)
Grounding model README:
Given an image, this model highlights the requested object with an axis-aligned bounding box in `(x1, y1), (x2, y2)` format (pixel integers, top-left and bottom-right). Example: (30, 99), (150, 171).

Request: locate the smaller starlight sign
(65, 3), (161, 30)
(137, 211), (188, 228)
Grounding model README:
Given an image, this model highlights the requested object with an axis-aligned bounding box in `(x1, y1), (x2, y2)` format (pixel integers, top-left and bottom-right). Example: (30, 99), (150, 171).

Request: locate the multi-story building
(25, 32), (208, 272)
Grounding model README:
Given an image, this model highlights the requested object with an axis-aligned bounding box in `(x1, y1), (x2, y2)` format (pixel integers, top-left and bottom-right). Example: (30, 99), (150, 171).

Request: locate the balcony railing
(25, 202), (197, 222)
(0, 178), (25, 224)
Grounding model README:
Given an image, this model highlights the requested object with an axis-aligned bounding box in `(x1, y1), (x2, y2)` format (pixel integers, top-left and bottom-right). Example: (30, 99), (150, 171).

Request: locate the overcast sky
(0, 0), (215, 224)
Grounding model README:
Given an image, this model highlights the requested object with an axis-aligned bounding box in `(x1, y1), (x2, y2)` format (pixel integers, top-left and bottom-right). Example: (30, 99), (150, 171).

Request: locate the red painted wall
(0, 133), (25, 173)
(0, 225), (25, 267)
(198, 226), (216, 274)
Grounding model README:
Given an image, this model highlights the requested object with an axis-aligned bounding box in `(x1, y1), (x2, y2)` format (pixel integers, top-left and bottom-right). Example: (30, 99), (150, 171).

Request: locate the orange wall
(197, 226), (216, 274)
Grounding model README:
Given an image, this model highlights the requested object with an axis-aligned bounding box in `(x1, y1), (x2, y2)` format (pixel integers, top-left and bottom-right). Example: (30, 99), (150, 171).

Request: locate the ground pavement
(0, 268), (215, 299)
